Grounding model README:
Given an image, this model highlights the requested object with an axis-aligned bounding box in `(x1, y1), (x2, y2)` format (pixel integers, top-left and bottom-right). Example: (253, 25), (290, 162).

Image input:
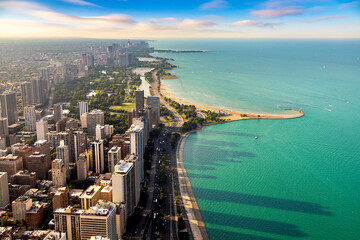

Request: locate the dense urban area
(0, 39), (224, 240)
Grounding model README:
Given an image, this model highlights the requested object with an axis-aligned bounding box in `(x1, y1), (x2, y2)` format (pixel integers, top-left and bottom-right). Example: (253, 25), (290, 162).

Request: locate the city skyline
(0, 0), (359, 38)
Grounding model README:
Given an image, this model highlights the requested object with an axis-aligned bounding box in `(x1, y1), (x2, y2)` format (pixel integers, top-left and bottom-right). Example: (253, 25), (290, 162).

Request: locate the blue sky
(0, 0), (359, 38)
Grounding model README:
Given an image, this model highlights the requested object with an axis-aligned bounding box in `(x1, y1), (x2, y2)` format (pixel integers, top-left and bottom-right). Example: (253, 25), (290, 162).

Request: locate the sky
(0, 0), (359, 38)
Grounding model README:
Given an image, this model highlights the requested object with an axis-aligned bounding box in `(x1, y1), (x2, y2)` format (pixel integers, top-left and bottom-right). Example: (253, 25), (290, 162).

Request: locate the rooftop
(113, 161), (133, 174)
(80, 185), (102, 199)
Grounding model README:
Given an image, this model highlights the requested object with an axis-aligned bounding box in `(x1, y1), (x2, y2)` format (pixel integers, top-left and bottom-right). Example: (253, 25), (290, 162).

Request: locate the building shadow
(188, 173), (217, 180)
(202, 210), (308, 237)
(193, 188), (332, 216)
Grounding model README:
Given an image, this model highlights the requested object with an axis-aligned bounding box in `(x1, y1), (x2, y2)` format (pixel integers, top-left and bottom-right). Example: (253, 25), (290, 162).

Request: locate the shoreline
(159, 82), (304, 121)
(176, 129), (209, 240)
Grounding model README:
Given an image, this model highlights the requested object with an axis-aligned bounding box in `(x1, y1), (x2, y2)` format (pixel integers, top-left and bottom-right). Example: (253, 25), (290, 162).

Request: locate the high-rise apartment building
(87, 110), (104, 136)
(12, 196), (32, 221)
(0, 155), (23, 179)
(96, 124), (105, 140)
(53, 103), (63, 123)
(135, 89), (144, 117)
(53, 187), (69, 211)
(123, 154), (140, 208)
(0, 172), (9, 208)
(0, 118), (8, 135)
(91, 139), (104, 174)
(52, 159), (66, 187)
(36, 118), (48, 140)
(104, 124), (114, 138)
(28, 152), (49, 179)
(77, 153), (88, 181)
(21, 82), (33, 107)
(54, 206), (83, 240)
(31, 79), (44, 104)
(56, 140), (69, 180)
(80, 185), (102, 210)
(108, 147), (121, 173)
(80, 200), (117, 240)
(24, 105), (36, 131)
(129, 125), (144, 182)
(146, 96), (160, 128)
(0, 91), (17, 125)
(78, 102), (88, 119)
(112, 161), (134, 217)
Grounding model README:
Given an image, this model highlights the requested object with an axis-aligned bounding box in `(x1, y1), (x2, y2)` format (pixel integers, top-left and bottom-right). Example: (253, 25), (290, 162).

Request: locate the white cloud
(150, 17), (178, 24)
(231, 20), (283, 27)
(305, 15), (350, 22)
(339, 1), (360, 8)
(176, 19), (216, 28)
(199, 0), (228, 10)
(251, 7), (305, 18)
(61, 0), (101, 7)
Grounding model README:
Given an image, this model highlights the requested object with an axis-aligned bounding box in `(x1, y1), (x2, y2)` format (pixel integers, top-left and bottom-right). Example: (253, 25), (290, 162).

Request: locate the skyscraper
(54, 206), (83, 240)
(20, 82), (33, 107)
(0, 172), (9, 208)
(112, 161), (134, 217)
(0, 118), (8, 135)
(146, 96), (160, 128)
(129, 125), (144, 182)
(56, 140), (69, 180)
(108, 146), (121, 173)
(31, 79), (44, 104)
(0, 91), (17, 125)
(123, 154), (140, 207)
(77, 153), (88, 181)
(52, 159), (66, 187)
(91, 139), (104, 174)
(36, 118), (48, 140)
(87, 110), (104, 136)
(12, 196), (32, 221)
(78, 101), (88, 119)
(53, 103), (63, 122)
(135, 89), (144, 117)
(24, 105), (36, 131)
(96, 124), (105, 140)
(80, 201), (117, 240)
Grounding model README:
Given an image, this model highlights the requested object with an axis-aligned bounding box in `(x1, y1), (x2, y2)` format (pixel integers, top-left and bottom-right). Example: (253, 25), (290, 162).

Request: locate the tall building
(10, 170), (37, 187)
(123, 154), (140, 208)
(80, 185), (102, 210)
(28, 152), (49, 179)
(77, 153), (88, 180)
(135, 89), (144, 117)
(13, 145), (33, 169)
(87, 53), (95, 68)
(36, 118), (48, 140)
(87, 110), (104, 136)
(56, 140), (69, 180)
(53, 103), (63, 122)
(0, 172), (9, 208)
(21, 82), (33, 107)
(81, 113), (88, 128)
(82, 53), (88, 66)
(112, 161), (134, 217)
(78, 102), (88, 119)
(108, 147), (121, 173)
(96, 124), (105, 140)
(47, 131), (60, 149)
(80, 200), (117, 240)
(24, 105), (36, 131)
(104, 124), (114, 138)
(0, 155), (23, 179)
(0, 118), (8, 135)
(91, 139), (104, 174)
(53, 187), (69, 211)
(12, 196), (32, 221)
(31, 79), (44, 104)
(0, 91), (17, 125)
(146, 96), (160, 128)
(52, 159), (66, 187)
(54, 206), (83, 240)
(118, 53), (132, 66)
(73, 130), (87, 162)
(26, 201), (44, 228)
(129, 125), (144, 182)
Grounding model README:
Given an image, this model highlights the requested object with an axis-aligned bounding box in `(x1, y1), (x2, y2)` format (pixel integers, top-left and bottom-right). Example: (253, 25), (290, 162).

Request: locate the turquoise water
(152, 39), (360, 240)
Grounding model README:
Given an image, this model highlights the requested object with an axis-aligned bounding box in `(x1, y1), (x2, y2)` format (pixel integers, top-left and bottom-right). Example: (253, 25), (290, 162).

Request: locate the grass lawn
(110, 102), (136, 111)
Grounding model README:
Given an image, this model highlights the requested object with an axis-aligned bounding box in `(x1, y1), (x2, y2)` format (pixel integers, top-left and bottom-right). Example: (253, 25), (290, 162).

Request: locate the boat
(254, 136), (258, 139)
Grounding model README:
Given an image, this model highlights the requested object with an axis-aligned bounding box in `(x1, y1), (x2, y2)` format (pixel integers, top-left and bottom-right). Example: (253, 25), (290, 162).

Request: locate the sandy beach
(159, 82), (304, 121)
